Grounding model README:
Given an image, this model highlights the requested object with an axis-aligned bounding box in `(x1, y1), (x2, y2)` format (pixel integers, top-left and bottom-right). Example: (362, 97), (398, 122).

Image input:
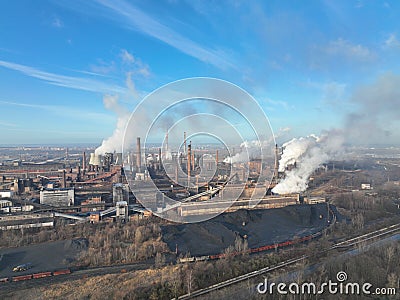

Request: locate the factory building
(0, 199), (12, 211)
(178, 195), (299, 217)
(0, 212), (54, 230)
(40, 188), (75, 207)
(116, 201), (128, 220)
(112, 183), (130, 204)
(0, 190), (13, 198)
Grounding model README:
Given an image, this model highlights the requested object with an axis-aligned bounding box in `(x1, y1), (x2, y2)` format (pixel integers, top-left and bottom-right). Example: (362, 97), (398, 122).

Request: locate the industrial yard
(0, 134), (400, 299)
(162, 203), (333, 256)
(0, 239), (87, 279)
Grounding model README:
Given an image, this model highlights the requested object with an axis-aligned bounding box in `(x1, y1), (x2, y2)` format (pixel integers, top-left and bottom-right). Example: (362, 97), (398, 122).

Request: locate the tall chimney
(82, 152), (86, 172)
(77, 166), (81, 181)
(165, 131), (169, 153)
(274, 144), (279, 180)
(136, 137), (142, 171)
(158, 147), (162, 170)
(191, 150), (195, 171)
(216, 150), (219, 166)
(184, 131), (187, 154)
(61, 170), (66, 188)
(187, 141), (191, 181)
(175, 162), (179, 183)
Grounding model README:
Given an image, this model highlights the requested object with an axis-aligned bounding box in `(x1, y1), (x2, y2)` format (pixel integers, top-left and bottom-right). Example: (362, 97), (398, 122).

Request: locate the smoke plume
(272, 72), (400, 194)
(272, 132), (344, 194)
(95, 95), (130, 155)
(223, 139), (273, 164)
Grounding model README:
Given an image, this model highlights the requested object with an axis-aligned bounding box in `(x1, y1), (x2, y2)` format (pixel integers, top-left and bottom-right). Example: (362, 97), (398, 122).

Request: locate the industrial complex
(0, 133), (319, 229)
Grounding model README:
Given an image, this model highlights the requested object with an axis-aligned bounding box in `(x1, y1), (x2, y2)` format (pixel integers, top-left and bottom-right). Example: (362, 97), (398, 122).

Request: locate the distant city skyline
(1, 1), (400, 146)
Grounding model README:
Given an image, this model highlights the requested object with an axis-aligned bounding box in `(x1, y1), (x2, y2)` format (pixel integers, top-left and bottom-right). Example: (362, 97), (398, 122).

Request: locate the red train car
(12, 274), (33, 282)
(181, 233), (319, 263)
(33, 272), (52, 279)
(53, 269), (71, 276)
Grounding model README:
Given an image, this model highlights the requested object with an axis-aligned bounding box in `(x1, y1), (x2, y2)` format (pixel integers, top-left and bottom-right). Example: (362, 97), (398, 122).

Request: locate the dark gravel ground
(0, 238), (88, 278)
(162, 204), (333, 256)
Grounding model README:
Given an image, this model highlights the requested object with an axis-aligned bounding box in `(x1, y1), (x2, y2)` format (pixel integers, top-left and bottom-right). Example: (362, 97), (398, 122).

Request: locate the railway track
(174, 222), (400, 299)
(0, 262), (152, 296)
(1, 209), (399, 299)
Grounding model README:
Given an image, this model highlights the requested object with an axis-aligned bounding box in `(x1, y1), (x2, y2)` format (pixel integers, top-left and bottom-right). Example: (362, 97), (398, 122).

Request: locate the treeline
(78, 221), (169, 266)
(0, 217), (171, 266)
(290, 242), (400, 300)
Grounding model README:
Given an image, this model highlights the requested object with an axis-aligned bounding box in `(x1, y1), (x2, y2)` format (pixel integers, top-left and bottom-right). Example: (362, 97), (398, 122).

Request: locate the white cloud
(0, 121), (18, 127)
(93, 0), (235, 70)
(0, 60), (127, 94)
(89, 60), (116, 75)
(263, 98), (294, 111)
(0, 100), (115, 123)
(52, 17), (64, 28)
(120, 49), (135, 63)
(384, 33), (400, 49)
(324, 38), (374, 61)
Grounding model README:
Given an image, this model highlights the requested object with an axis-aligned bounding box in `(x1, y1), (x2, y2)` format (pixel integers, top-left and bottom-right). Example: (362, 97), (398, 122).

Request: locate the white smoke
(277, 134), (319, 172)
(272, 132), (344, 194)
(95, 94), (130, 155)
(223, 140), (269, 164)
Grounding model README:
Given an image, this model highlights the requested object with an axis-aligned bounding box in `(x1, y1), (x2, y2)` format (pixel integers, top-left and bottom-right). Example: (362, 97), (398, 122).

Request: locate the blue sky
(1, 0), (400, 145)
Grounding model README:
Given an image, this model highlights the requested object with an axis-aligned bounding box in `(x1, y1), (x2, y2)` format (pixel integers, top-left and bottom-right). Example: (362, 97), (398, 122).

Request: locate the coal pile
(162, 203), (331, 256)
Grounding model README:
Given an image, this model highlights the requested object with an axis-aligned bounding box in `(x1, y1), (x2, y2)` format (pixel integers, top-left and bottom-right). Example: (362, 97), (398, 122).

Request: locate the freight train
(179, 232), (322, 263)
(0, 269), (71, 283)
(179, 204), (336, 263)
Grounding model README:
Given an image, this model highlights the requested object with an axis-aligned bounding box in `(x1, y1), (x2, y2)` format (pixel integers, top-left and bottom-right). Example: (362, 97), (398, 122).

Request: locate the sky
(1, 0), (400, 146)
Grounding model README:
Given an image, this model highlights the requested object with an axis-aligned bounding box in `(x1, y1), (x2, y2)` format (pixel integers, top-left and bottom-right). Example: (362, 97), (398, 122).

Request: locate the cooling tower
(92, 154), (103, 166)
(89, 153), (96, 165)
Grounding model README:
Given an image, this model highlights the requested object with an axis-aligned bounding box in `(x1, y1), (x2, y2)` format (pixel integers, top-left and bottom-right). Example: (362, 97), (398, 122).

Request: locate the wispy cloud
(52, 16), (64, 28)
(0, 100), (115, 123)
(2, 126), (99, 136)
(93, 0), (235, 69)
(324, 38), (374, 61)
(0, 60), (127, 94)
(263, 98), (294, 111)
(119, 49), (151, 78)
(0, 121), (18, 127)
(304, 80), (347, 104)
(384, 33), (400, 49)
(120, 49), (134, 64)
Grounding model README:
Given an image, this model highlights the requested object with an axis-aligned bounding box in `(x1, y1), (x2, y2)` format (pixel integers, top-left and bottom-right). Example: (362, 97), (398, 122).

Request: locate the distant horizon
(1, 142), (400, 149)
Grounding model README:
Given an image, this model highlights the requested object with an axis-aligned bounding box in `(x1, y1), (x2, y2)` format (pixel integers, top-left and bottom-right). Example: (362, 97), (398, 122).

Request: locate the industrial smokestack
(184, 131), (187, 154)
(165, 131), (169, 153)
(274, 144), (279, 180)
(187, 141), (191, 181)
(216, 150), (219, 165)
(158, 147), (162, 170)
(191, 150), (195, 171)
(61, 170), (66, 188)
(136, 137), (142, 171)
(82, 152), (86, 172)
